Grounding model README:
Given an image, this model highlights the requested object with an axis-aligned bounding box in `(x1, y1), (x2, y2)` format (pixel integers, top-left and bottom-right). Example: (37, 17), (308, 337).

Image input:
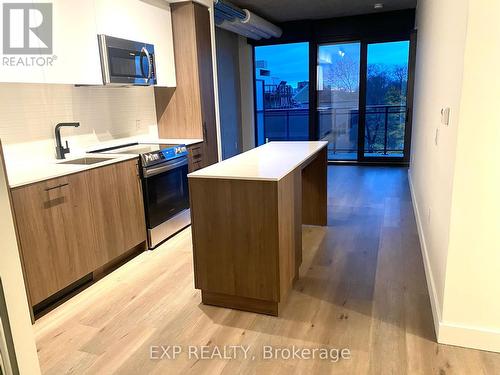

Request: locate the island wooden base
(202, 291), (280, 316)
(189, 145), (327, 316)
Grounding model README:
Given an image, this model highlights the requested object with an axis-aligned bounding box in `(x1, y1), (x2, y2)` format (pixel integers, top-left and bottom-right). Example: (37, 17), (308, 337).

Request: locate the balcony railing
(257, 108), (309, 141)
(257, 105), (406, 157)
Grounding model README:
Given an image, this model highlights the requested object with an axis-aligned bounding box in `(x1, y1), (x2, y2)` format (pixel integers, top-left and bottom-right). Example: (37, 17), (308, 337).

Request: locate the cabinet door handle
(137, 176), (143, 195)
(45, 183), (69, 191)
(202, 121), (207, 140)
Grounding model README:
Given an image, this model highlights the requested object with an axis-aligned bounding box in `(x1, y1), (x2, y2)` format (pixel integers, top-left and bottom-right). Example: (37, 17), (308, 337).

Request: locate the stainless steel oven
(94, 143), (190, 249)
(98, 34), (157, 85)
(141, 151), (190, 248)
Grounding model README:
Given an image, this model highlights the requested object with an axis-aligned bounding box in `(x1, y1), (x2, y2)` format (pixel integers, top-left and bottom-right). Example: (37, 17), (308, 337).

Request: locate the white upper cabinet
(94, 0), (176, 87)
(0, 0), (176, 87)
(45, 0), (103, 85)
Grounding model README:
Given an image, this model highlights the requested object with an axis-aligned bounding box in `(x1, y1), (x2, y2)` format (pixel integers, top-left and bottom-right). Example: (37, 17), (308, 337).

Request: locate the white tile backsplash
(0, 83), (158, 163)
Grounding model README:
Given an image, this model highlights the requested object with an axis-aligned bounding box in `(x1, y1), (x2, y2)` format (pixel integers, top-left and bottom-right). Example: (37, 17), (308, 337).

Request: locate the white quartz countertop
(6, 136), (203, 188)
(7, 154), (139, 189)
(188, 141), (328, 181)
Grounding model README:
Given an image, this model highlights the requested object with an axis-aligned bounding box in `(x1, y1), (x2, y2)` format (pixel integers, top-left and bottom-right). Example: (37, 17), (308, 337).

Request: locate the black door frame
(358, 41), (368, 162)
(310, 34), (416, 165)
(358, 36), (415, 164)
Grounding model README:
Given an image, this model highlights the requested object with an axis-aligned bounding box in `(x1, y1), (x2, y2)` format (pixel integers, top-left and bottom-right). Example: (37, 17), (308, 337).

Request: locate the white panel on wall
(0, 0), (102, 85)
(0, 0), (176, 87)
(0, 0), (46, 83)
(0, 83), (158, 162)
(42, 0), (102, 85)
(94, 0), (176, 87)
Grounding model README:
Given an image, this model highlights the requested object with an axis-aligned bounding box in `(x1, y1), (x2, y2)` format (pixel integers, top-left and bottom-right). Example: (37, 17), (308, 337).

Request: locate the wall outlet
(135, 119), (141, 130)
(441, 107), (450, 126)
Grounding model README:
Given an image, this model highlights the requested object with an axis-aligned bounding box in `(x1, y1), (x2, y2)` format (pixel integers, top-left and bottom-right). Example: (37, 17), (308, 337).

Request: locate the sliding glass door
(316, 39), (411, 162)
(363, 41), (410, 159)
(252, 38), (413, 162)
(254, 42), (310, 146)
(317, 42), (361, 160)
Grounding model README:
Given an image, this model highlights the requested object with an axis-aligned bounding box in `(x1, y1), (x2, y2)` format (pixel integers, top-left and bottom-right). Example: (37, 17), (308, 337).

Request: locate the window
(317, 42), (361, 160)
(254, 42), (310, 145)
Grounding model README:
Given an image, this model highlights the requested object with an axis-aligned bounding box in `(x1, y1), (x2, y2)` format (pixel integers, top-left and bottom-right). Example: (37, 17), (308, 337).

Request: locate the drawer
(189, 145), (203, 159)
(191, 153), (203, 164)
(191, 160), (203, 172)
(188, 144), (204, 172)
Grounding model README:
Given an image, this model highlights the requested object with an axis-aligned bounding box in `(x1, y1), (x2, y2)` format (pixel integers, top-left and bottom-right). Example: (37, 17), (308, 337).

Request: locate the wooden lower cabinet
(86, 159), (146, 264)
(11, 159), (146, 307)
(189, 145), (328, 316)
(11, 173), (96, 305)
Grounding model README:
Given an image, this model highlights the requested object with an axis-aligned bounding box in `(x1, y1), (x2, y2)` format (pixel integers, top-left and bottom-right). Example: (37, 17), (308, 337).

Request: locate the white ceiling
(230, 0), (417, 23)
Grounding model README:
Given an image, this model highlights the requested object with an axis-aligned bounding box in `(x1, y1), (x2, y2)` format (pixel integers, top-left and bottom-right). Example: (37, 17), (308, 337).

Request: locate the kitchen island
(188, 141), (328, 316)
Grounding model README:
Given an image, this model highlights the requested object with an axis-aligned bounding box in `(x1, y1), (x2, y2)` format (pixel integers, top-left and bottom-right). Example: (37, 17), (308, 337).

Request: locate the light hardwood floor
(34, 166), (500, 374)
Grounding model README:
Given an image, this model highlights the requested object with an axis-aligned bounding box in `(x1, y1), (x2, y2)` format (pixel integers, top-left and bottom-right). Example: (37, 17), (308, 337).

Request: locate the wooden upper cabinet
(11, 159), (146, 306)
(194, 3), (219, 167)
(155, 1), (218, 166)
(11, 173), (97, 305)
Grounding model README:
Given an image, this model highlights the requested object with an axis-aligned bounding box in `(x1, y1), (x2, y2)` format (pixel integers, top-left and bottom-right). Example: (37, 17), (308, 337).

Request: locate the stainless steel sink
(59, 157), (112, 165)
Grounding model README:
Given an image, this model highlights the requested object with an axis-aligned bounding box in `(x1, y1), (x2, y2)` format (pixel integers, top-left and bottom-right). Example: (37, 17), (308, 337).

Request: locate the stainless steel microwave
(98, 34), (157, 86)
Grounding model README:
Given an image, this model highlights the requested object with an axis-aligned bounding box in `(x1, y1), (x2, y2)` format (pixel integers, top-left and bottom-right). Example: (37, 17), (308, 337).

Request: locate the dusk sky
(255, 42), (309, 87)
(255, 41), (409, 88)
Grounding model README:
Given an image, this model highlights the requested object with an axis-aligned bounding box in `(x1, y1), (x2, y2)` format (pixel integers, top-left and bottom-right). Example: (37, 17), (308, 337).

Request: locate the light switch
(441, 107), (450, 126)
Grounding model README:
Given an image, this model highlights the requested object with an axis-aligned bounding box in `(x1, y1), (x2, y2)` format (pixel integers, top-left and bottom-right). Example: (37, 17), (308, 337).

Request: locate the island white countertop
(188, 141), (328, 181)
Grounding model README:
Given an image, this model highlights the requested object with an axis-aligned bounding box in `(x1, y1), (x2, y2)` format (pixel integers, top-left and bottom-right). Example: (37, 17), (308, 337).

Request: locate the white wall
(0, 144), (41, 374)
(0, 83), (158, 165)
(410, 0), (500, 352)
(440, 0), (500, 352)
(409, 0), (468, 329)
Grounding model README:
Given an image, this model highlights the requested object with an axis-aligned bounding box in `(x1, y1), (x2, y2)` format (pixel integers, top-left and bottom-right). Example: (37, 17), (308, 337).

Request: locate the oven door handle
(143, 157), (188, 178)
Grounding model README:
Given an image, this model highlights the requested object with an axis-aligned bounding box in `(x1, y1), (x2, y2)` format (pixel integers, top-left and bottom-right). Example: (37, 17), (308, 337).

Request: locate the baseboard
(408, 170), (500, 353)
(439, 321), (500, 353)
(408, 170), (442, 340)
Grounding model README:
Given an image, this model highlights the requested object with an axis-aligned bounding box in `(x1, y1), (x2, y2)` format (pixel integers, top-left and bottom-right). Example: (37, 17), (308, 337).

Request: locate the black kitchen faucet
(55, 122), (80, 159)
